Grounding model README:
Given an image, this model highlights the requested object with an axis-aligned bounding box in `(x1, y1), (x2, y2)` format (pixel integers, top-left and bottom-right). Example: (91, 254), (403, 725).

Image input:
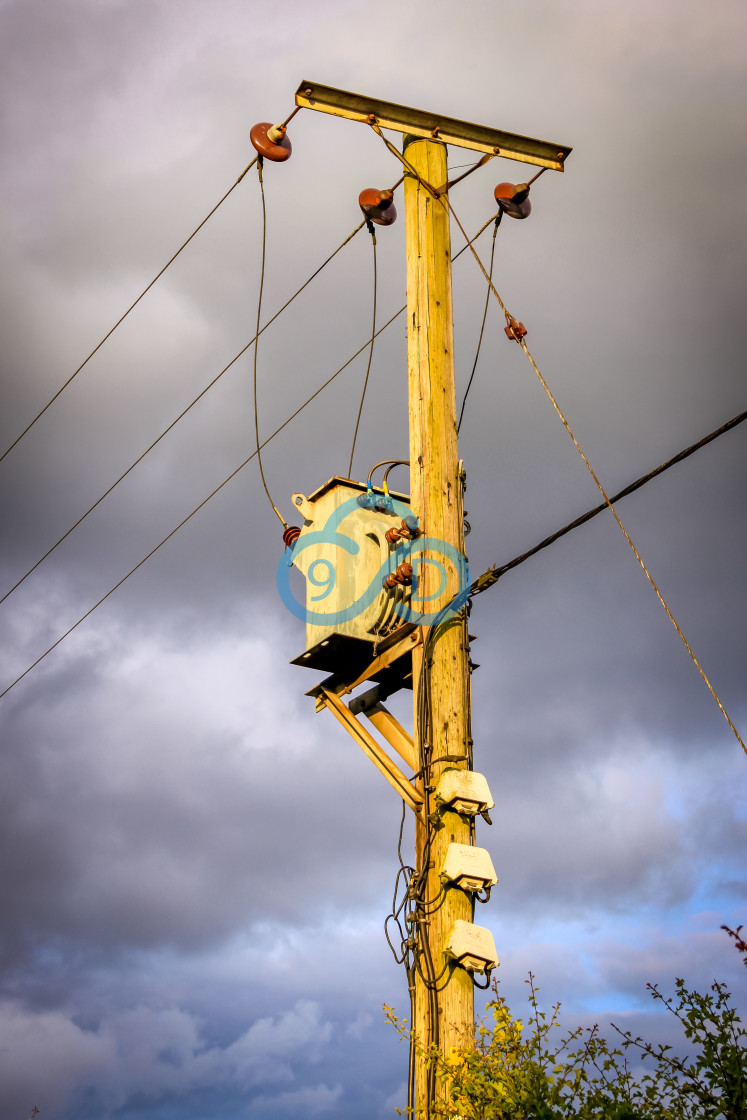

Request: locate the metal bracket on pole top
(294, 81), (571, 171)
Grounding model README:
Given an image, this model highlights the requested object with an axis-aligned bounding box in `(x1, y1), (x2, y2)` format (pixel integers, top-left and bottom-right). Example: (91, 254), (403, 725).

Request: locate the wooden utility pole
(404, 135), (474, 1110)
(290, 79), (570, 1119)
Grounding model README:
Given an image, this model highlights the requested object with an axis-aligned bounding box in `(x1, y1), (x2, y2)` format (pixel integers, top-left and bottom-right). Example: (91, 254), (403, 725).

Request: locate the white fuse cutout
(441, 843), (498, 893)
(435, 770), (494, 816)
(445, 920), (499, 973)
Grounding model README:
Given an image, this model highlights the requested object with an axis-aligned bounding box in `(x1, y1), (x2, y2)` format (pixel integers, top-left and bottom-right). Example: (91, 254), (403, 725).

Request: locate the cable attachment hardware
(358, 187), (397, 227)
(282, 525), (301, 549)
(504, 316), (527, 343)
(383, 561), (413, 590)
(250, 122), (292, 162)
(385, 516), (420, 545)
(494, 181), (531, 219)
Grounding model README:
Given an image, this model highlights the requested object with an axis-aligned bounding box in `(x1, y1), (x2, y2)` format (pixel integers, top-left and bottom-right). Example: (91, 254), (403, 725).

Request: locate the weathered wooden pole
(404, 135), (474, 1114)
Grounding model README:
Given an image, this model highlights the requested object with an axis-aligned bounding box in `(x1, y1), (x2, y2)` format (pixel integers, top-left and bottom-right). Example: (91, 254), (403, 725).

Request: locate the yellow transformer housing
(287, 476), (415, 679)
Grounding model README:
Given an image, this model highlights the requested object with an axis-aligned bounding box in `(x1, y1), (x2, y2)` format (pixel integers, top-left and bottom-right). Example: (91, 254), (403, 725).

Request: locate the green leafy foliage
(386, 930), (747, 1118)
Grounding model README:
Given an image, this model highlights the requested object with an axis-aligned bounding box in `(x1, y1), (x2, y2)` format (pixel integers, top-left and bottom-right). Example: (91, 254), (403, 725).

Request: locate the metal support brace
(319, 688), (424, 822)
(365, 704), (418, 772)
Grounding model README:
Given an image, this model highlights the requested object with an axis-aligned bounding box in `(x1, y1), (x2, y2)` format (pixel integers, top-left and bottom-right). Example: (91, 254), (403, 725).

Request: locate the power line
(0, 218), (367, 606)
(0, 157), (258, 466)
(0, 215), (500, 697)
(471, 407), (747, 595)
(2, 211), (494, 608)
(0, 307), (406, 702)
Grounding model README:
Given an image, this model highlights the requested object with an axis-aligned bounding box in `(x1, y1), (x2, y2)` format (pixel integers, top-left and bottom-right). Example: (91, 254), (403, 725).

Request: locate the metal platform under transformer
(291, 622), (420, 701)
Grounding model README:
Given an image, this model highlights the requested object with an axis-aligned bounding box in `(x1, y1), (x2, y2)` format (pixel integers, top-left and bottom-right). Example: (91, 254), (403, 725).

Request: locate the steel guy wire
(457, 212), (502, 434)
(446, 194), (747, 756)
(0, 216), (500, 698)
(0, 156), (258, 466)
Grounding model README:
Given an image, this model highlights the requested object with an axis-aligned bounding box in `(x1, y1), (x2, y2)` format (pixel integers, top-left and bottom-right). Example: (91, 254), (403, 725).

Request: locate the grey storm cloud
(0, 0), (746, 1116)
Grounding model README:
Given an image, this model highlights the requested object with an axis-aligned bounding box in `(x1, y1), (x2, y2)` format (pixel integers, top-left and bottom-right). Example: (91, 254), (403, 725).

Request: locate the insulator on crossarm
(494, 181), (531, 219)
(251, 122), (293, 162)
(358, 187), (397, 226)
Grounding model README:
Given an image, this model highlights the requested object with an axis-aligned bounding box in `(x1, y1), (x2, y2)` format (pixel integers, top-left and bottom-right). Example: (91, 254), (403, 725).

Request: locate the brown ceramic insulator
(504, 317), (528, 343)
(358, 187), (397, 227)
(396, 561), (413, 584)
(282, 525), (301, 548)
(385, 519), (420, 545)
(383, 563), (412, 590)
(250, 122), (292, 163)
(493, 181), (532, 220)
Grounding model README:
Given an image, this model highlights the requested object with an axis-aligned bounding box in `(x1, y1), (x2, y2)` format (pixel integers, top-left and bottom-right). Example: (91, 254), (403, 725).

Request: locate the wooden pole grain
(404, 135), (474, 1114)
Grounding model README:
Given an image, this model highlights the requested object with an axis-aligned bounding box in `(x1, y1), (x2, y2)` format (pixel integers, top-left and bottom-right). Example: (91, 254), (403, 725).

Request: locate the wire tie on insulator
(257, 154), (264, 183)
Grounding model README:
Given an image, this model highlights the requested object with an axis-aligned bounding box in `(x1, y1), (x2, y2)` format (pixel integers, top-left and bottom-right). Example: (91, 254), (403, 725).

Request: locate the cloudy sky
(1, 0), (746, 1117)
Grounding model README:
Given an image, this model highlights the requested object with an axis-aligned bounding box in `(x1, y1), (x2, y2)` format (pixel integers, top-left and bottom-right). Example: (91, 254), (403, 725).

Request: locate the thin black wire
(253, 158), (287, 529)
(348, 224), (378, 477)
(0, 156), (258, 466)
(0, 215), (499, 697)
(457, 212), (502, 434)
(471, 406), (747, 596)
(0, 218), (367, 606)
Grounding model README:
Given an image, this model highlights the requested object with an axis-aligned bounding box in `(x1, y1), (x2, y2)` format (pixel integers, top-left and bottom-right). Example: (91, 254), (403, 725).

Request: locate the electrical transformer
(285, 476), (417, 676)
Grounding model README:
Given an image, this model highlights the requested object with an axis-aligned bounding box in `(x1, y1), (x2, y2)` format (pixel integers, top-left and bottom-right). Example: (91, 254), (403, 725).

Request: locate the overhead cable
(0, 157), (258, 466)
(0, 308), (406, 701)
(471, 407), (747, 594)
(0, 215), (499, 695)
(457, 212), (502, 434)
(2, 211), (493, 607)
(0, 218), (368, 605)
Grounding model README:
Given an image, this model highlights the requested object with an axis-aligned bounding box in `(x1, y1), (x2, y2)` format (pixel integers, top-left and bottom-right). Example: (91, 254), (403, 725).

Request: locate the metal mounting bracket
(318, 688), (424, 822)
(295, 81), (571, 170)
